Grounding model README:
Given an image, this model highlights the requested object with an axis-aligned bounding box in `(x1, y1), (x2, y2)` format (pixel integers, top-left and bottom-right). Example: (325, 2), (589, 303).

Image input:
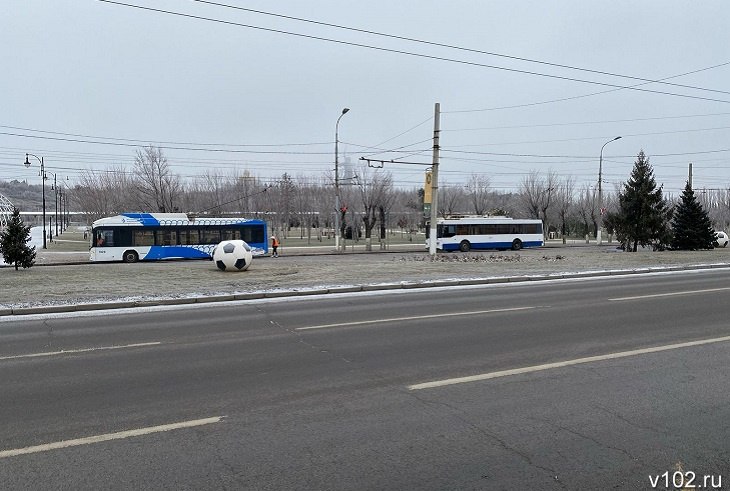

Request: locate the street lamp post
(65, 192), (69, 229)
(58, 190), (63, 232)
(60, 176), (69, 231)
(597, 136), (621, 245)
(334, 107), (350, 252)
(49, 172), (59, 239)
(23, 153), (47, 249)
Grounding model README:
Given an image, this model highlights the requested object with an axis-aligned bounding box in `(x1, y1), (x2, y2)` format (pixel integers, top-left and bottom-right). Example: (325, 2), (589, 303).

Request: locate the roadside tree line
(69, 148), (593, 248)
(11, 146), (730, 250)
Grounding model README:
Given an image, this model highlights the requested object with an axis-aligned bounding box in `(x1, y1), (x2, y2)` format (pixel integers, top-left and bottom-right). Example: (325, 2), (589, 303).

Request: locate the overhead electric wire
(604, 156), (730, 166)
(0, 131), (333, 155)
(189, 0), (730, 96)
(360, 116), (434, 158)
(441, 148), (730, 159)
(442, 125), (730, 148)
(443, 111), (730, 132)
(0, 127), (433, 158)
(0, 124), (330, 148)
(1, 160), (328, 183)
(0, 145), (328, 166)
(344, 138), (432, 155)
(3, 143), (726, 173)
(0, 130), (429, 156)
(445, 62), (730, 113)
(95, 0), (730, 105)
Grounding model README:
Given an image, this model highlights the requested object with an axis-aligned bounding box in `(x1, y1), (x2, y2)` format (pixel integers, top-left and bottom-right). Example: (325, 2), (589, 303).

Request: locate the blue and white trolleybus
(428, 216), (544, 252)
(90, 213), (268, 262)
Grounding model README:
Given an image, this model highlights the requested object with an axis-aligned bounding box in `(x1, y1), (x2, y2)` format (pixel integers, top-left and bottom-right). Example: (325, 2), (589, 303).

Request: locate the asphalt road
(1, 269), (730, 490)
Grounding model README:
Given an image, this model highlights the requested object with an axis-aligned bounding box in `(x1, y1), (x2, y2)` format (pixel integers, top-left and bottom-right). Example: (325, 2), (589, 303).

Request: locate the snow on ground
(28, 226), (44, 249)
(2, 246), (730, 309)
(1, 226), (44, 266)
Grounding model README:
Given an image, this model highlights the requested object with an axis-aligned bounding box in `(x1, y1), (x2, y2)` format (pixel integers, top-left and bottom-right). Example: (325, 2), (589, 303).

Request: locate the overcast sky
(3, 1), (729, 196)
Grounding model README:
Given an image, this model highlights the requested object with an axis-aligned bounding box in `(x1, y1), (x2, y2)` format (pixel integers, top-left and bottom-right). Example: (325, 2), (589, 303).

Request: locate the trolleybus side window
(439, 225), (456, 238)
(180, 229), (200, 245)
(156, 229), (178, 246)
(201, 228), (220, 244)
(96, 229), (114, 247)
(134, 229), (155, 246)
(221, 228), (236, 241)
(242, 225), (265, 244)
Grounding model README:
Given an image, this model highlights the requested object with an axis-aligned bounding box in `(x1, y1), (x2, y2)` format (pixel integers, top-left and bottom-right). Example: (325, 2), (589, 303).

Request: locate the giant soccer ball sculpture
(212, 240), (253, 272)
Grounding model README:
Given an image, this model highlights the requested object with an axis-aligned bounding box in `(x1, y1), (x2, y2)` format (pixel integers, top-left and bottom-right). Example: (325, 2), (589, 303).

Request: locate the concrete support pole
(428, 103), (440, 256)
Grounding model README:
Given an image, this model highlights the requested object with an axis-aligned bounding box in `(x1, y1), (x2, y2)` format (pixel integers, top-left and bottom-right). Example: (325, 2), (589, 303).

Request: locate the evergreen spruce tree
(604, 150), (672, 251)
(671, 181), (716, 250)
(0, 207), (36, 270)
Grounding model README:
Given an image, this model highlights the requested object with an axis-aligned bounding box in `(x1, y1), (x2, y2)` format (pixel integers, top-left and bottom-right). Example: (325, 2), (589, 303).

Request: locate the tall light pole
(58, 189), (64, 232)
(334, 107), (350, 251)
(24, 153), (47, 249)
(597, 136), (621, 245)
(48, 172), (59, 239)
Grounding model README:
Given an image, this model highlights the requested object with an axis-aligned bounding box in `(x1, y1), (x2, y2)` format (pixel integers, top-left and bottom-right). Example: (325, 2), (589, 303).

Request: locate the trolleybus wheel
(123, 250), (139, 263)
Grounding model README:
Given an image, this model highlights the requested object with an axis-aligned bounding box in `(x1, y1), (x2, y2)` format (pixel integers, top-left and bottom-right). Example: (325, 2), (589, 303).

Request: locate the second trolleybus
(427, 216), (544, 252)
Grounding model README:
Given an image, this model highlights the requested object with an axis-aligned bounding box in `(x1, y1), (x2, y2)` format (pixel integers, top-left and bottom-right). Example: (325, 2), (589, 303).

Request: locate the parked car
(715, 231), (729, 248)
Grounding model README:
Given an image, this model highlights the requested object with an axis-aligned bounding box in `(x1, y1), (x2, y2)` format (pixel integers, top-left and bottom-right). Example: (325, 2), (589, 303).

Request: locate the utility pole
(428, 103), (440, 256)
(688, 162), (693, 188)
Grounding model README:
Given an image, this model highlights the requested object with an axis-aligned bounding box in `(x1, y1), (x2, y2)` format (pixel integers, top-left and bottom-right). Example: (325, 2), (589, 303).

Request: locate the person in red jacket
(271, 235), (280, 257)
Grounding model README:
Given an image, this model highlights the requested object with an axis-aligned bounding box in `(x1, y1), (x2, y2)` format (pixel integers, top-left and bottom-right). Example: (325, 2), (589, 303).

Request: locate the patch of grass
(46, 229), (90, 252)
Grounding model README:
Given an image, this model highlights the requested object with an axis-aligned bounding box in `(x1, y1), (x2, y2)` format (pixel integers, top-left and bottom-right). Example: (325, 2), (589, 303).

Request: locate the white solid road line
(609, 286), (730, 302)
(408, 335), (730, 390)
(0, 416), (224, 459)
(295, 306), (539, 331)
(0, 342), (162, 361)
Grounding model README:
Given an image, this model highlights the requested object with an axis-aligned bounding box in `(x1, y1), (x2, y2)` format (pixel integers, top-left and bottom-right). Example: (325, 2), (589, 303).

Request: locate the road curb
(3, 263), (730, 317)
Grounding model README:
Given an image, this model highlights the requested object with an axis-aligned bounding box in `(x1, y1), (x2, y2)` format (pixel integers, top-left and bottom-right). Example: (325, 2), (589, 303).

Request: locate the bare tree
(709, 188), (730, 231)
(490, 192), (517, 217)
(377, 181), (396, 249)
(555, 176), (575, 243)
(133, 146), (182, 212)
(293, 173), (317, 241)
(438, 181), (466, 217)
(391, 186), (423, 239)
(356, 166), (393, 251)
(274, 173), (297, 237)
(74, 165), (136, 220)
(519, 171), (542, 218)
(466, 173), (491, 215)
(233, 171), (262, 215)
(519, 170), (557, 236)
(307, 174), (334, 239)
(189, 170), (226, 215)
(337, 181), (358, 244)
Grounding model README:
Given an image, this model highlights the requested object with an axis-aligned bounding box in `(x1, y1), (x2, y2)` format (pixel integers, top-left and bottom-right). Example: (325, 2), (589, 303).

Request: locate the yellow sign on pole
(423, 170), (433, 204)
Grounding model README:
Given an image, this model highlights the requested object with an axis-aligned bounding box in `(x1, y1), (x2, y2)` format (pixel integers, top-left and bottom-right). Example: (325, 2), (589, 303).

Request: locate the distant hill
(0, 180), (44, 212)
